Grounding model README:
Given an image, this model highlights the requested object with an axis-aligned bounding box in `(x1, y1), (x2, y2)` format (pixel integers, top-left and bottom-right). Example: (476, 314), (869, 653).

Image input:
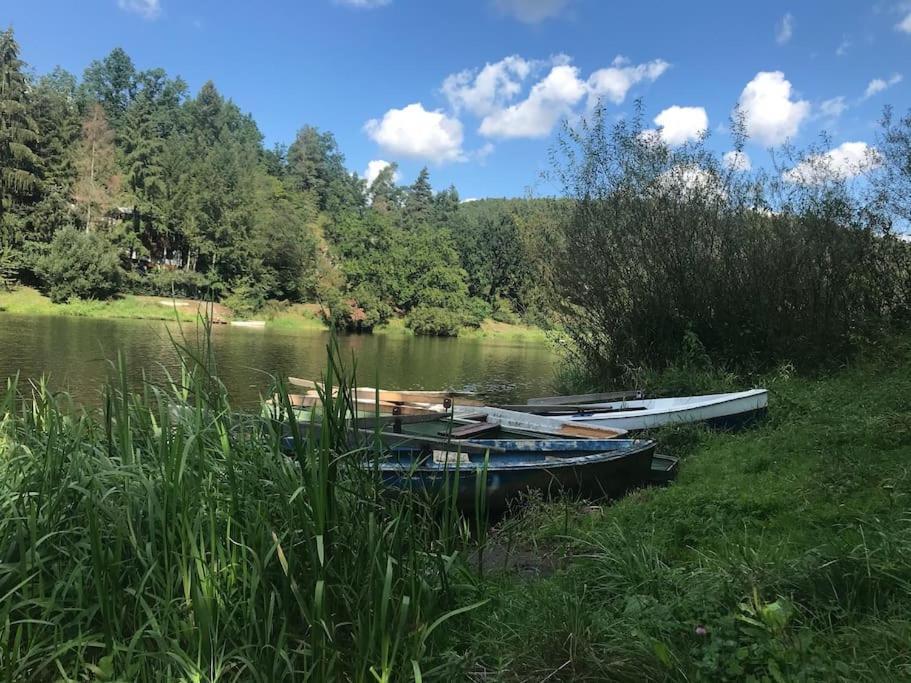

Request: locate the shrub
(38, 228), (123, 302)
(405, 305), (463, 336)
(491, 296), (519, 324)
(548, 103), (908, 379)
(140, 269), (213, 299)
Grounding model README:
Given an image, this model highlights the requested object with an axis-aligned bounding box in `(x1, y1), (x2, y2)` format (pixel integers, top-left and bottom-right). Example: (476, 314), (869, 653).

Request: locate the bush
(548, 103), (908, 379)
(223, 277), (270, 318)
(491, 296), (519, 324)
(139, 269), (213, 299)
(38, 228), (123, 302)
(405, 305), (463, 336)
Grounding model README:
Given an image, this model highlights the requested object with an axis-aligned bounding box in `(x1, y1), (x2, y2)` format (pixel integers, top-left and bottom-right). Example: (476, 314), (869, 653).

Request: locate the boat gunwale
(565, 389), (768, 422)
(370, 439), (656, 474)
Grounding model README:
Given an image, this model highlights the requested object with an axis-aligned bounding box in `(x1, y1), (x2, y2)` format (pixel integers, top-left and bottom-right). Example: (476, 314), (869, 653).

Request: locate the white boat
(519, 389), (768, 432)
(452, 406), (629, 439)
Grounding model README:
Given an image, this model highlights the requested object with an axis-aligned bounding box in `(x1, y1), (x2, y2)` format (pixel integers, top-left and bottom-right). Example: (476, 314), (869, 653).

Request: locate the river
(0, 314), (558, 409)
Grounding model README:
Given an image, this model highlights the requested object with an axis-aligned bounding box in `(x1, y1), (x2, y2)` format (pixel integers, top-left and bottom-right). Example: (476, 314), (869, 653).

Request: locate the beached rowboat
(371, 438), (656, 512)
(483, 389), (769, 432)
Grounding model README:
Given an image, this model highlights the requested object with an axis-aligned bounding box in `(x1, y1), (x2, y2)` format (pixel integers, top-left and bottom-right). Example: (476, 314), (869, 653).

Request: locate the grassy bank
(0, 287), (210, 323)
(1, 331), (909, 680)
(0, 287), (550, 341)
(457, 339), (911, 680)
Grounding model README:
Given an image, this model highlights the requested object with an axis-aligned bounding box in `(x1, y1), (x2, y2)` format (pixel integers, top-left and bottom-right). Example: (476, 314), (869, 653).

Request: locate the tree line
(0, 29), (540, 335)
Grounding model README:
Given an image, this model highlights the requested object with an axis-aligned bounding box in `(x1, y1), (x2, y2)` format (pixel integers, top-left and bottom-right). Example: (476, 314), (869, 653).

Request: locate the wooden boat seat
(443, 422), (501, 439)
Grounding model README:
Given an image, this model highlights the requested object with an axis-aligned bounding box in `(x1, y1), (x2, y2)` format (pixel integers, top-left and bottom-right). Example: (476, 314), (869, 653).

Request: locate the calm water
(0, 314), (558, 409)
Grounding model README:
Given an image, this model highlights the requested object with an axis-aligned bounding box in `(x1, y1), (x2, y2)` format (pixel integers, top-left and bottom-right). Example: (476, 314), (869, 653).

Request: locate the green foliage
(38, 227), (123, 301)
(458, 340), (911, 680)
(550, 103), (911, 379)
(405, 305), (465, 336)
(0, 339), (483, 680)
(138, 268), (211, 298)
(0, 28), (41, 234)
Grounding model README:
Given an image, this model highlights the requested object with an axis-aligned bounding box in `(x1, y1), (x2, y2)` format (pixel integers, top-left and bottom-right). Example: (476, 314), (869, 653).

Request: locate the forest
(3, 25), (911, 372)
(0, 28), (539, 337)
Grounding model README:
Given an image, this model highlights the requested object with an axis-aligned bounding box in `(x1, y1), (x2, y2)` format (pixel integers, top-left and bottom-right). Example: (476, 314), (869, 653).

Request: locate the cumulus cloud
(334, 0), (391, 7)
(737, 71), (810, 146)
(442, 55), (535, 116)
(479, 63), (587, 138)
(651, 106), (708, 146)
(863, 73), (903, 99)
(364, 160), (398, 187)
(897, 11), (911, 33)
(364, 103), (465, 163)
(783, 141), (879, 184)
(438, 54), (669, 140)
(723, 150), (752, 171)
(586, 56), (670, 107)
(117, 0), (161, 19)
(776, 12), (794, 44)
(493, 0), (570, 23)
(820, 96), (847, 119)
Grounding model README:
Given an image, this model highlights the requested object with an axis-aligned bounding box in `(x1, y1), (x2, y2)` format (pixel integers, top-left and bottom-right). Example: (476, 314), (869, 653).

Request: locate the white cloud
(479, 63), (587, 138)
(364, 103), (465, 163)
(783, 141), (879, 184)
(659, 165), (726, 200)
(493, 0), (569, 23)
(776, 13), (794, 44)
(364, 160), (398, 187)
(897, 12), (911, 33)
(836, 38), (851, 56)
(737, 71), (810, 146)
(652, 105), (708, 146)
(863, 73), (903, 99)
(723, 150), (752, 171)
(334, 0), (391, 7)
(586, 56), (670, 107)
(442, 55), (535, 117)
(820, 96), (847, 119)
(117, 0), (160, 20)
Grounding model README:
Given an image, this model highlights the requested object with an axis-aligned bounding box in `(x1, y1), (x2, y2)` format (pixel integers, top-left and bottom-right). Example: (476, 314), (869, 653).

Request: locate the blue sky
(6, 0), (911, 197)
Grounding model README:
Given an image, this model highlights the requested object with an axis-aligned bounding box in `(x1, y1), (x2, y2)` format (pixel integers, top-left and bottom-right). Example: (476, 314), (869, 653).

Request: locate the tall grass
(0, 325), (481, 681)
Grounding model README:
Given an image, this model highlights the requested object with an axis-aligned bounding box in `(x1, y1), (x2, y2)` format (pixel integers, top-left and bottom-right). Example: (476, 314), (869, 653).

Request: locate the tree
(81, 48), (137, 127)
(402, 167), (433, 228)
(287, 125), (361, 212)
(73, 104), (120, 231)
(38, 227), (123, 301)
(0, 28), (40, 239)
(367, 162), (402, 213)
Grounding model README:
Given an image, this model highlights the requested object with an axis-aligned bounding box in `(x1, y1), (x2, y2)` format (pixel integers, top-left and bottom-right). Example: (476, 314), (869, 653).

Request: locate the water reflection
(0, 314), (557, 408)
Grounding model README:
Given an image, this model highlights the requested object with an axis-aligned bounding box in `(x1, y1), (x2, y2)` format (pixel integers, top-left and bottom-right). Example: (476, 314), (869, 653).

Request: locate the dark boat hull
(371, 439), (656, 513)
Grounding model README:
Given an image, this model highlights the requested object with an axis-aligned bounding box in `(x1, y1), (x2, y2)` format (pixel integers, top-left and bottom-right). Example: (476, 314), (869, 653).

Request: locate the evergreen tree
(403, 167), (433, 228)
(0, 28), (40, 239)
(368, 162), (401, 213)
(73, 104), (120, 231)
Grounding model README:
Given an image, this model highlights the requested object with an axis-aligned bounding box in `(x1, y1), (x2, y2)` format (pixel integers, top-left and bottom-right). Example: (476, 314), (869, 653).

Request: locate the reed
(0, 323), (482, 681)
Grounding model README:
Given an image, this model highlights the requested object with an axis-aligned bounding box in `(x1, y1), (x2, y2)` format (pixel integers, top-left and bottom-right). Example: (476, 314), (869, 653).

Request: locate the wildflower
(695, 624), (708, 637)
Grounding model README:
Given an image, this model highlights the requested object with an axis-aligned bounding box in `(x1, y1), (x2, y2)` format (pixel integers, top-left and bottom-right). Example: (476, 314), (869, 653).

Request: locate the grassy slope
(0, 287), (549, 341)
(457, 341), (911, 681)
(0, 287), (205, 322)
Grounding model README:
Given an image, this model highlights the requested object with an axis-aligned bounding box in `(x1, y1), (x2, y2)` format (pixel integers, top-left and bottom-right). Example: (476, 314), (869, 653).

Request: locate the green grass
(2, 312), (909, 681)
(0, 335), (483, 681)
(0, 287), (200, 322)
(457, 339), (911, 681)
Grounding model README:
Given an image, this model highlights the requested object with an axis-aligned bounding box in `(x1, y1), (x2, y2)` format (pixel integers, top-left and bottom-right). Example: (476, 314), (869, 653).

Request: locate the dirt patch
(136, 296), (232, 323)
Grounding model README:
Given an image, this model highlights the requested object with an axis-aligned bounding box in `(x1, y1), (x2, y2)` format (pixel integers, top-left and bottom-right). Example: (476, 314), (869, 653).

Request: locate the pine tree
(0, 28), (40, 237)
(403, 167), (433, 228)
(73, 104), (120, 231)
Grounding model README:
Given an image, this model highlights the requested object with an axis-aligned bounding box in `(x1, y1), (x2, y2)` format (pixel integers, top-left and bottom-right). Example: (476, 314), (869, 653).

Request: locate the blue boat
(367, 438), (657, 513)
